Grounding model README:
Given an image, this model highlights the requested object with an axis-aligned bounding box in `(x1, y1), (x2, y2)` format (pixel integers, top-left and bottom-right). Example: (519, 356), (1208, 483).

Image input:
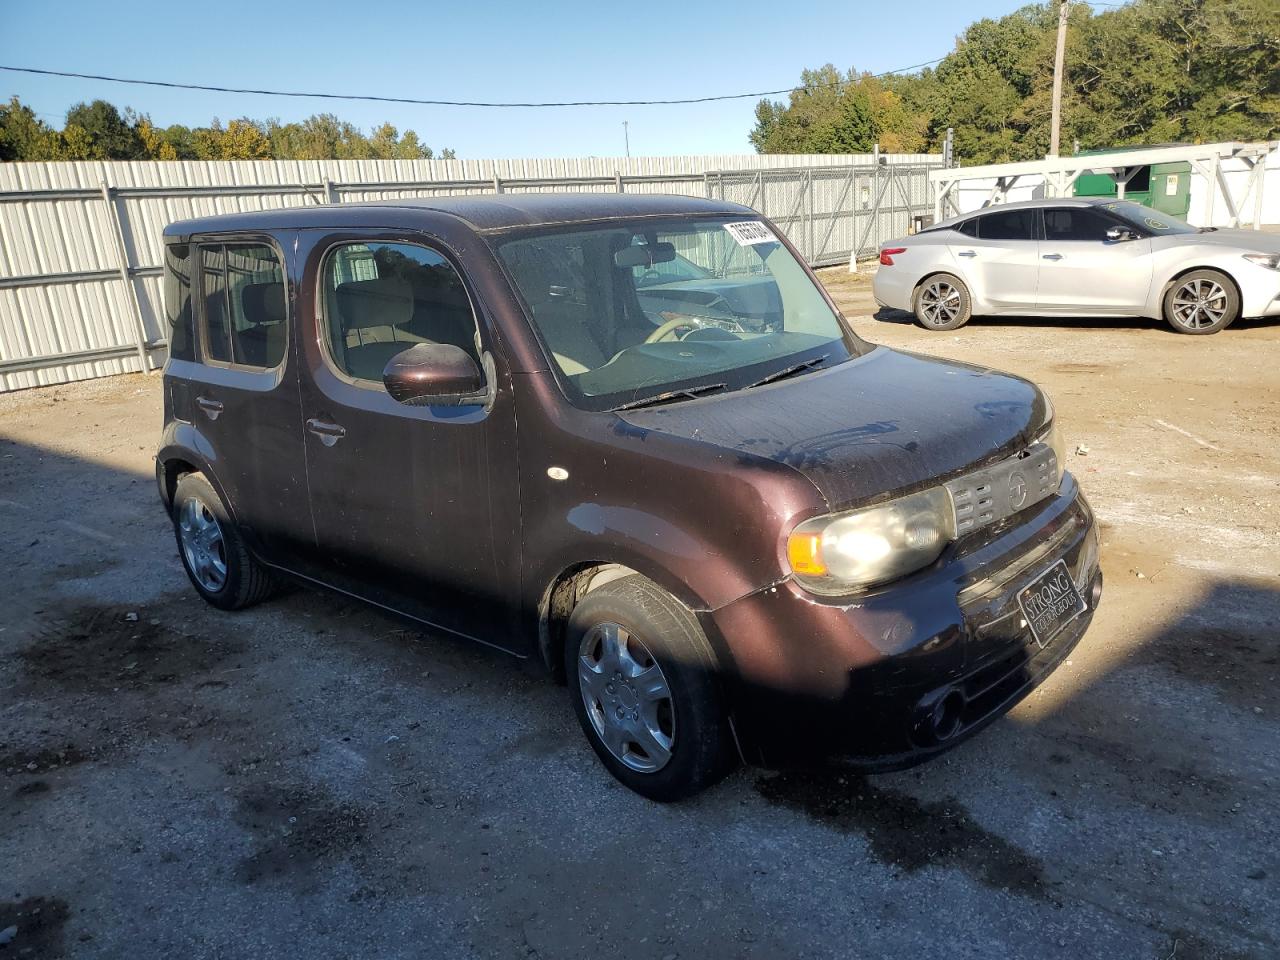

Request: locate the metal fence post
(615, 171), (624, 193)
(100, 180), (152, 374)
(493, 174), (504, 195)
(806, 168), (815, 262)
(703, 171), (711, 199)
(323, 177), (338, 204)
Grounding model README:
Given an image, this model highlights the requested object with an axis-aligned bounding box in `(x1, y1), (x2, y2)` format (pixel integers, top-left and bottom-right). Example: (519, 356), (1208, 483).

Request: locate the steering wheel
(645, 316), (698, 344)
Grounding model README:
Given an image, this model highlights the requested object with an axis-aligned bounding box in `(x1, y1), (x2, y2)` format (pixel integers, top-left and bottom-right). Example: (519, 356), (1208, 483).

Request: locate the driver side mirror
(1106, 227), (1137, 242)
(383, 343), (484, 406)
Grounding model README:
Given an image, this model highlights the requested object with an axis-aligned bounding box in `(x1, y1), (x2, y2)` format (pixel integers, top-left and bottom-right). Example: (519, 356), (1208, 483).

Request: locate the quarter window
(956, 219), (979, 237)
(320, 242), (480, 383)
(198, 243), (287, 369)
(163, 243), (194, 362)
(978, 209), (1038, 241)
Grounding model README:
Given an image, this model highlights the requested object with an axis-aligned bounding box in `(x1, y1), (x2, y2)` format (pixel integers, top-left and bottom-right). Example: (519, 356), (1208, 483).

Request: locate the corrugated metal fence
(0, 152), (940, 391)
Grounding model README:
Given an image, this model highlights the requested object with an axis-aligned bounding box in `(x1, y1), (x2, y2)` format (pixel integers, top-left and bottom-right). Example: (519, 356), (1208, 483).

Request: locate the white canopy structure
(930, 141), (1276, 229)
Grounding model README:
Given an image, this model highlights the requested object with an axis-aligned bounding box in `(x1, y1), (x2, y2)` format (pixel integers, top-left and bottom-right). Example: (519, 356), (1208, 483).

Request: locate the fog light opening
(931, 689), (966, 742)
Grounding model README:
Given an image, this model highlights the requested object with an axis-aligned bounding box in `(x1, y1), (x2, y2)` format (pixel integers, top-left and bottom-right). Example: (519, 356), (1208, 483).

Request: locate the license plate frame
(1017, 559), (1086, 649)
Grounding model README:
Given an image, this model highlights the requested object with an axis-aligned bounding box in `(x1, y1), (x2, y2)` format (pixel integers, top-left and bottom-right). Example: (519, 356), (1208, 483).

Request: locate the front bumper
(706, 473), (1100, 769)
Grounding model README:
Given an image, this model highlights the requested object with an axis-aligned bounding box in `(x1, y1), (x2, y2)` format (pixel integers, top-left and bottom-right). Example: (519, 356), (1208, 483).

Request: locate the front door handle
(957, 250), (977, 258)
(306, 418), (347, 447)
(196, 396), (224, 420)
(1042, 253), (1064, 261)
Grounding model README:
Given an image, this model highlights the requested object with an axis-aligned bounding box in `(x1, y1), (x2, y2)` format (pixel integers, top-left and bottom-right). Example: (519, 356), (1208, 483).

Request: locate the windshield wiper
(747, 354), (829, 389)
(612, 382), (728, 412)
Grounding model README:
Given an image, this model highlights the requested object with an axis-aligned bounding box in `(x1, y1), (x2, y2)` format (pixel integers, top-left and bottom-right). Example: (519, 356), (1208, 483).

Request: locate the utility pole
(623, 121), (630, 158)
(1049, 0), (1069, 157)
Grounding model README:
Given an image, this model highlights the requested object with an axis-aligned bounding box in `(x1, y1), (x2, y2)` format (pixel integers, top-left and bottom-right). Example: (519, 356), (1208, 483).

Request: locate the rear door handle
(1042, 253), (1064, 261)
(957, 250), (977, 257)
(306, 418), (347, 447)
(195, 396), (224, 420)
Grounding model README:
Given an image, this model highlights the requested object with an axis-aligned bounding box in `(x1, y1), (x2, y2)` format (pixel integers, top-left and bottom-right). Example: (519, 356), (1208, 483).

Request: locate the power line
(0, 59), (947, 109)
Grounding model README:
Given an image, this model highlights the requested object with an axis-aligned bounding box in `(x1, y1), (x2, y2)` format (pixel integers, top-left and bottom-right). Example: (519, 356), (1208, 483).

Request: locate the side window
(163, 242), (194, 361)
(1043, 208), (1117, 242)
(198, 242), (287, 369)
(956, 219), (979, 238)
(320, 242), (480, 383)
(978, 209), (1038, 241)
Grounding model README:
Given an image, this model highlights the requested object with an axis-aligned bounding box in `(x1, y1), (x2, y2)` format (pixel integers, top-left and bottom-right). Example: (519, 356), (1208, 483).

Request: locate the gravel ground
(0, 280), (1277, 960)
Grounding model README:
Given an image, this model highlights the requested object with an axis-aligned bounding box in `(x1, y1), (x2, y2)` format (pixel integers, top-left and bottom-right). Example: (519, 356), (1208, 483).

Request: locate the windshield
(1101, 201), (1197, 235)
(495, 217), (862, 410)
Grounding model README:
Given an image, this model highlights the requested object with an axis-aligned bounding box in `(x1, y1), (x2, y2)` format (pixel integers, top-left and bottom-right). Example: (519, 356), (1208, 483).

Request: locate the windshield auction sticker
(723, 221), (777, 246)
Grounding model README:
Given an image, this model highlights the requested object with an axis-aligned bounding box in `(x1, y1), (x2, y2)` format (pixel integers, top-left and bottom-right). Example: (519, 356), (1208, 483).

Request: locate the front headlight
(1243, 253), (1280, 271)
(787, 486), (957, 595)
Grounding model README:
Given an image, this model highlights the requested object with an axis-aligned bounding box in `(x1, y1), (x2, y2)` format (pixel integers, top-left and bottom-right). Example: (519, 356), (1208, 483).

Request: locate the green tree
(0, 97), (61, 160)
(63, 99), (144, 159)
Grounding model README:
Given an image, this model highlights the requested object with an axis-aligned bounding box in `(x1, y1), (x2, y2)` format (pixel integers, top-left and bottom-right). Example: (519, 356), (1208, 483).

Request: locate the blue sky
(3, 0), (1033, 158)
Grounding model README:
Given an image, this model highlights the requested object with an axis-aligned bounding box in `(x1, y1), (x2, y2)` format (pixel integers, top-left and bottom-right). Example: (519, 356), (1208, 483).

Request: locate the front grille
(946, 442), (1059, 536)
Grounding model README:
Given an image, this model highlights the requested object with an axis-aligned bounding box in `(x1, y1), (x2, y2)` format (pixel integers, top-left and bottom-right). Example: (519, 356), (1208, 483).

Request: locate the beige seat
(333, 277), (427, 380)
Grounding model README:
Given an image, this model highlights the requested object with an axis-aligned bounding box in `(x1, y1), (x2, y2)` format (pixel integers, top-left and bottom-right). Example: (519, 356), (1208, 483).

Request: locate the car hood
(1162, 228), (1280, 253)
(618, 347), (1048, 510)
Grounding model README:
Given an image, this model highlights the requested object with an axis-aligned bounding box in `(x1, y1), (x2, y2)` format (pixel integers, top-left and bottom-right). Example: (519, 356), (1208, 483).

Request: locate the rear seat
(334, 277), (428, 380)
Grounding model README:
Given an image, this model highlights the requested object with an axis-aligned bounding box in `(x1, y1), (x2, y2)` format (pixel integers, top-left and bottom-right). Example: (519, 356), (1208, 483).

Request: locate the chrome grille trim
(946, 442), (1059, 537)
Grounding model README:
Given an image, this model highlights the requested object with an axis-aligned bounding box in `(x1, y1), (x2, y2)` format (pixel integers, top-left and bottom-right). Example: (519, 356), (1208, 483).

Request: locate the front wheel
(913, 273), (972, 331)
(565, 576), (735, 801)
(1163, 270), (1239, 334)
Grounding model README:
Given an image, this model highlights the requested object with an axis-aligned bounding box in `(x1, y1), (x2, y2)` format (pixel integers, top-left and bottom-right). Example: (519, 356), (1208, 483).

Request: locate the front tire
(171, 472), (275, 611)
(565, 576), (735, 801)
(913, 273), (972, 331)
(1163, 269), (1239, 334)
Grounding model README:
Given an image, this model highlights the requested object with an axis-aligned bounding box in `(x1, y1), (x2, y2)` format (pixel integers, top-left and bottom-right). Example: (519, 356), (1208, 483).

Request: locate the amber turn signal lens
(787, 532), (828, 577)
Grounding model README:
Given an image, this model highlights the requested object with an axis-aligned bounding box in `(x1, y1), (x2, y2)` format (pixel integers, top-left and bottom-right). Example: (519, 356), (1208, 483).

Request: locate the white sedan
(872, 198), (1280, 335)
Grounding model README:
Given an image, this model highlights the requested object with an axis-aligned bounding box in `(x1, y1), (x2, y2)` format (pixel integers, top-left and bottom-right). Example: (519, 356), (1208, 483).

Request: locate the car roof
(163, 193), (758, 237)
(927, 196), (1129, 231)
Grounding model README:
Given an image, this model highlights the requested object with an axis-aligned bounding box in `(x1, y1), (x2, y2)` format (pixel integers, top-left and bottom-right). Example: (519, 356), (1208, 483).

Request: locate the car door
(293, 228), (522, 649)
(187, 233), (315, 562)
(952, 208), (1041, 311)
(1036, 206), (1153, 313)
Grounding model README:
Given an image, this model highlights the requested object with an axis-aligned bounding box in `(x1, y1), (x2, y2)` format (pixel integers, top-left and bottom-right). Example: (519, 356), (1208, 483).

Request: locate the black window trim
(191, 231), (291, 376)
(313, 233), (491, 400)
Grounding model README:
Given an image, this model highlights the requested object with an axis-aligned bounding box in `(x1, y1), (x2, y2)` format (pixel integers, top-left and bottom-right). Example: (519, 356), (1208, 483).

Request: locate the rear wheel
(913, 273), (972, 331)
(1163, 269), (1239, 334)
(171, 472), (275, 611)
(565, 575), (735, 801)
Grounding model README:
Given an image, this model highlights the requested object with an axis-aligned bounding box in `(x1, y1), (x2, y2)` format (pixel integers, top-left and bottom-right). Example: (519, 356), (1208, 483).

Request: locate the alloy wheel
(177, 496), (227, 593)
(577, 621), (675, 773)
(1171, 278), (1228, 330)
(919, 280), (962, 327)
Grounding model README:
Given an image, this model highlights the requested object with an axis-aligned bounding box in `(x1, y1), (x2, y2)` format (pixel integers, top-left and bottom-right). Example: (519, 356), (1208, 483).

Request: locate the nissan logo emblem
(1009, 471), (1029, 509)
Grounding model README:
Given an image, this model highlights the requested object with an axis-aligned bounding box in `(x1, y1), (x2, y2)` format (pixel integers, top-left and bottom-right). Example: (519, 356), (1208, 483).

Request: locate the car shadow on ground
(1, 429), (1278, 958)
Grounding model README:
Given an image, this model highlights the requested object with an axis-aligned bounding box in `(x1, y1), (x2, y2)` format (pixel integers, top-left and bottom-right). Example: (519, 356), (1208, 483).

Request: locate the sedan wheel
(913, 273), (972, 331)
(1163, 269), (1239, 335)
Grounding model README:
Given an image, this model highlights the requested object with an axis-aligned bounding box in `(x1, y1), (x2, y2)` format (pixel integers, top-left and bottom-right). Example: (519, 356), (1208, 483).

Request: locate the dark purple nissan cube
(156, 194), (1101, 800)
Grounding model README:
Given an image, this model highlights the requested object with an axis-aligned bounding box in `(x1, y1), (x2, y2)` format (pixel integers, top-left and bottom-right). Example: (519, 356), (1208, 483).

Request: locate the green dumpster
(1073, 155), (1191, 219)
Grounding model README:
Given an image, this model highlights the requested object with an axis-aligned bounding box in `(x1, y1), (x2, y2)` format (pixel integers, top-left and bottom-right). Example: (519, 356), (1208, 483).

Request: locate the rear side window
(320, 242), (480, 383)
(1043, 208), (1117, 242)
(163, 243), (194, 362)
(978, 209), (1038, 241)
(198, 242), (287, 369)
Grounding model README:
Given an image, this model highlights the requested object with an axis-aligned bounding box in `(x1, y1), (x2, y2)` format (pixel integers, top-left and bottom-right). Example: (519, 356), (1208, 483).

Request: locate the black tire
(564, 575), (735, 801)
(1162, 269), (1239, 335)
(912, 272), (973, 331)
(171, 472), (275, 611)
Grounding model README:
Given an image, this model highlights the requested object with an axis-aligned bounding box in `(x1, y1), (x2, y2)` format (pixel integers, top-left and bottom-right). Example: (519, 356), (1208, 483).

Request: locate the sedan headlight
(787, 487), (957, 595)
(1243, 253), (1280, 270)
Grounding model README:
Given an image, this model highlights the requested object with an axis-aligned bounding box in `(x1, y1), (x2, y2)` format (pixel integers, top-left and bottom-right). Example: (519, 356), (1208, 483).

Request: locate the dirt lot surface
(1, 275), (1277, 959)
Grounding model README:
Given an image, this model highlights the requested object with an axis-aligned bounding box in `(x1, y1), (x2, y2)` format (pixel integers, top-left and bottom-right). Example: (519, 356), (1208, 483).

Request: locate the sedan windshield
(1101, 200), (1197, 235)
(495, 217), (862, 410)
